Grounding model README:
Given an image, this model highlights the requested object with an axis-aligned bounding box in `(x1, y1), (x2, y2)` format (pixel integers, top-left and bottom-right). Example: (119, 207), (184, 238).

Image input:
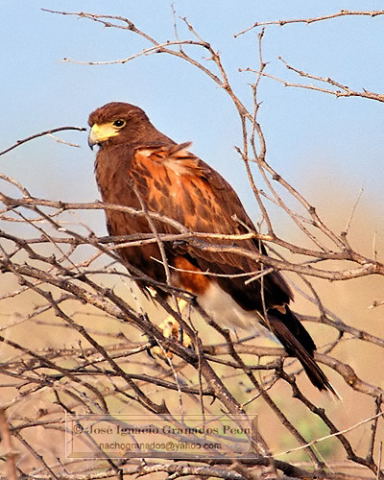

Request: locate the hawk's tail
(267, 306), (337, 396)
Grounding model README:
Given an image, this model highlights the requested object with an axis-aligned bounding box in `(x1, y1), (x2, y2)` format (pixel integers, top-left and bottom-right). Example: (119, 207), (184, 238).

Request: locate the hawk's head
(88, 102), (150, 149)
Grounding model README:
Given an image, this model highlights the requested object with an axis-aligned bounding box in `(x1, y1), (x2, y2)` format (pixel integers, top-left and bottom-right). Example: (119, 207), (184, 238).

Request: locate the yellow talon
(152, 299), (192, 358)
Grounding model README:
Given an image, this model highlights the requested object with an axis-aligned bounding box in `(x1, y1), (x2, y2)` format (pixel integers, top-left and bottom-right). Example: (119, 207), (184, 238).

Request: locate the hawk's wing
(133, 143), (292, 313)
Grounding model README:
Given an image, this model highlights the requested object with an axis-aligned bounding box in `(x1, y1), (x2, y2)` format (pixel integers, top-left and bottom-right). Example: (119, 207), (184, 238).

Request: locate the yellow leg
(152, 299), (192, 357)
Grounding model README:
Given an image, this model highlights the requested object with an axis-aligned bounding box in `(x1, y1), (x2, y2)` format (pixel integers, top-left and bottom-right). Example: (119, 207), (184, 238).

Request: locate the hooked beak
(88, 123), (120, 150)
(88, 134), (96, 150)
(88, 122), (120, 150)
(88, 124), (101, 150)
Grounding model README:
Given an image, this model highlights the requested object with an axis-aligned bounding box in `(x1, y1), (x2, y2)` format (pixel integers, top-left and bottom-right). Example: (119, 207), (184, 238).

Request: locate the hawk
(88, 102), (334, 393)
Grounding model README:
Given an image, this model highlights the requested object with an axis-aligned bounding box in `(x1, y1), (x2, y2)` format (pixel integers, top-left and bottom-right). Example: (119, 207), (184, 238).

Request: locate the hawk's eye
(113, 119), (126, 128)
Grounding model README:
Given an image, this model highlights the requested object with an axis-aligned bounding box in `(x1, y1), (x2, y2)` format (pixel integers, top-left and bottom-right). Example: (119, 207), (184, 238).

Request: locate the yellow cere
(89, 122), (121, 143)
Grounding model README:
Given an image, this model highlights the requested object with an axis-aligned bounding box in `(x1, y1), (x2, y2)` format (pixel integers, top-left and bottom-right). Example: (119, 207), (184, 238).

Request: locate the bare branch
(235, 9), (384, 37)
(0, 7), (382, 480)
(0, 126), (86, 157)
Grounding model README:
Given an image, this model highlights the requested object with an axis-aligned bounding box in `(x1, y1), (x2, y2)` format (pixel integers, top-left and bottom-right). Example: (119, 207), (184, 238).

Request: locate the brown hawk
(88, 102), (334, 394)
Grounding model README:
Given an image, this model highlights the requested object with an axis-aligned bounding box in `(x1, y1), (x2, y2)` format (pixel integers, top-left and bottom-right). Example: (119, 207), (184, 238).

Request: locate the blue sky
(1, 0), (383, 240)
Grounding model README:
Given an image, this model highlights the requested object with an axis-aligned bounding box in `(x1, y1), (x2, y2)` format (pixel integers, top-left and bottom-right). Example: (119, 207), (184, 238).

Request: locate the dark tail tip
(300, 354), (339, 397)
(268, 307), (339, 397)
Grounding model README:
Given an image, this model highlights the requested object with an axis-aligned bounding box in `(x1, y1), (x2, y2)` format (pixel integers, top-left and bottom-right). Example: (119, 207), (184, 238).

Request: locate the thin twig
(235, 9), (384, 37)
(0, 126), (86, 156)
